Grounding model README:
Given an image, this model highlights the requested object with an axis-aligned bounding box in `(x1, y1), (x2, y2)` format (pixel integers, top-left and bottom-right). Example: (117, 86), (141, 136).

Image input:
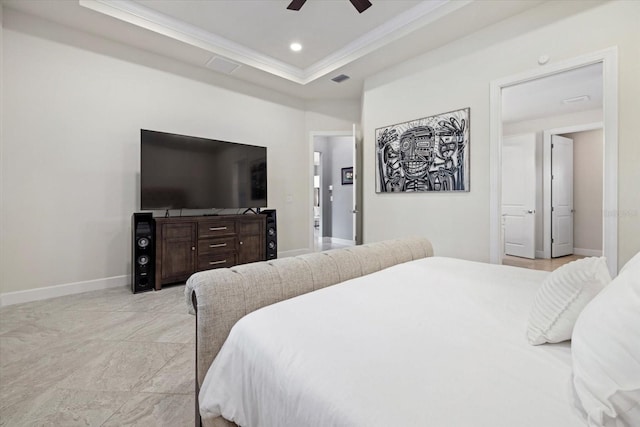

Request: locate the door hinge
(551, 174), (554, 180)
(552, 238), (555, 243)
(552, 207), (555, 212)
(552, 143), (554, 148)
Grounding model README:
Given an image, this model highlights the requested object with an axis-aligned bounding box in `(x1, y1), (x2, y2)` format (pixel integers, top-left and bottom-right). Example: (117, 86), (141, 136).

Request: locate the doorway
(502, 129), (603, 262)
(313, 151), (323, 241)
(309, 131), (357, 252)
(491, 48), (618, 277)
(545, 125), (604, 259)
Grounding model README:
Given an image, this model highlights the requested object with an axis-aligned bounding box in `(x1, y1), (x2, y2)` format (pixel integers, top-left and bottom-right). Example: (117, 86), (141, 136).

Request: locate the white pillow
(618, 249), (640, 276)
(572, 251), (640, 427)
(526, 257), (611, 345)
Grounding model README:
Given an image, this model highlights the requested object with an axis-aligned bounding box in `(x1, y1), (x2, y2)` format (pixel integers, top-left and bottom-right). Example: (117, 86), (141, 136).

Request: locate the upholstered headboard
(185, 237), (433, 427)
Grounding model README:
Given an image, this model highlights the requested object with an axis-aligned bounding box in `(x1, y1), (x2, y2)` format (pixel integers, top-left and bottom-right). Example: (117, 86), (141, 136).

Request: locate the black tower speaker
(263, 209), (277, 260)
(132, 213), (155, 294)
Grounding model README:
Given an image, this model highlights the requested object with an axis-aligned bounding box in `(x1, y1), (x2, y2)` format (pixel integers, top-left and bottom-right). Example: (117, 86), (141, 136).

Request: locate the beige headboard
(185, 237), (433, 392)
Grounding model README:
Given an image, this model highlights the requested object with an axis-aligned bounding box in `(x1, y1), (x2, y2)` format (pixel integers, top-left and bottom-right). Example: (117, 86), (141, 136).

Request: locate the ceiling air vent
(562, 95), (590, 104)
(205, 56), (241, 75)
(331, 74), (350, 83)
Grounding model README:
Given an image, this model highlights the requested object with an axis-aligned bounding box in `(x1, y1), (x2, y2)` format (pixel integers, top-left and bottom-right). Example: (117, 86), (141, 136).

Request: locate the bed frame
(185, 237), (434, 427)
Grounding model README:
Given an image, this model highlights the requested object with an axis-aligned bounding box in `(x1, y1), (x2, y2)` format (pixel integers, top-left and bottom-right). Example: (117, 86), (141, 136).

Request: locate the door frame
(308, 129), (360, 252)
(543, 122), (603, 259)
(313, 150), (324, 239)
(489, 47), (618, 277)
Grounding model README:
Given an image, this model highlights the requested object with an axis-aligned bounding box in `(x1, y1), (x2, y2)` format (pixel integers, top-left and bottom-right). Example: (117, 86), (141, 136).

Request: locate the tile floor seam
(2, 284), (196, 425)
(131, 345), (189, 394)
(98, 396), (130, 427)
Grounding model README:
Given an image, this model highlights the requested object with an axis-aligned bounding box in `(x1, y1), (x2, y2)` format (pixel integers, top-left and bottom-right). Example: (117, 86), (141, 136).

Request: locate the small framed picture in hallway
(342, 167), (354, 185)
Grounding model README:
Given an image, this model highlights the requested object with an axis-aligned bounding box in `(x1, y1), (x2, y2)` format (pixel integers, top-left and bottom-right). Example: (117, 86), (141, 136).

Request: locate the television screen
(140, 130), (267, 210)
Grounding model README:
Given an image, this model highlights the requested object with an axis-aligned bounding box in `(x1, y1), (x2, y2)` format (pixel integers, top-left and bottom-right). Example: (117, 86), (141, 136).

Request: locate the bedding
(526, 256), (611, 345)
(198, 257), (586, 427)
(571, 251), (640, 427)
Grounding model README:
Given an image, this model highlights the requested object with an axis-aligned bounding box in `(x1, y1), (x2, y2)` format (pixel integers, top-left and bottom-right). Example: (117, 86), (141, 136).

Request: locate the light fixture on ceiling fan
(287, 0), (373, 14)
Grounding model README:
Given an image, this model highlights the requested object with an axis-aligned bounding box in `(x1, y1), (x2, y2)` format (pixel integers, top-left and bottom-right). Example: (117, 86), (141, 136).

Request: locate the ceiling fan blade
(287, 0), (307, 11)
(349, 0), (372, 13)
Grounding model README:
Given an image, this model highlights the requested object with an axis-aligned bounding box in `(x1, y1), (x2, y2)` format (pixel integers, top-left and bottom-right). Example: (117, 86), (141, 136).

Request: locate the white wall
(503, 109), (602, 136)
(305, 100), (360, 132)
(362, 1), (640, 267)
(566, 129), (603, 255)
(1, 13), (311, 296)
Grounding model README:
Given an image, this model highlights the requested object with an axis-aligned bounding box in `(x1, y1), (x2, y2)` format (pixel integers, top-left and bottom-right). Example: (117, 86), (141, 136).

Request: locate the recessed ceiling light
(290, 42), (302, 52)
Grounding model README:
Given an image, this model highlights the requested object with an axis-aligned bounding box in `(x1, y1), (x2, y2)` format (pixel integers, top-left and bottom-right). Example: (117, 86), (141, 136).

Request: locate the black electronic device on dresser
(132, 213), (156, 294)
(263, 209), (277, 260)
(137, 129), (271, 290)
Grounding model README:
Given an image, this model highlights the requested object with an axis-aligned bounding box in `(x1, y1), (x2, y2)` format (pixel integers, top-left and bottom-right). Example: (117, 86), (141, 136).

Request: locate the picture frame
(375, 107), (470, 193)
(341, 167), (354, 185)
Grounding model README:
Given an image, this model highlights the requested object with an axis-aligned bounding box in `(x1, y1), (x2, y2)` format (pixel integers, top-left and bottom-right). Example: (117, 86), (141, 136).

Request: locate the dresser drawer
(197, 253), (237, 271)
(198, 236), (237, 255)
(198, 220), (236, 238)
(162, 222), (195, 240)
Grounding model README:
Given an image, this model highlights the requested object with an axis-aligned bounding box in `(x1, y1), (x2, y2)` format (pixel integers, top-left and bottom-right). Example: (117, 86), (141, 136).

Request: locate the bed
(185, 237), (640, 427)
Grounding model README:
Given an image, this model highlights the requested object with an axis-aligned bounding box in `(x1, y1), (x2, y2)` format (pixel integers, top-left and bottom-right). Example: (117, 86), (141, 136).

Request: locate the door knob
(526, 210), (535, 214)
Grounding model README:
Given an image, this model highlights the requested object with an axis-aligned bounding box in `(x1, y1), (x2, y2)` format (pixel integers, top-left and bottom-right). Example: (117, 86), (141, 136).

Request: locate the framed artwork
(375, 108), (470, 193)
(341, 167), (354, 185)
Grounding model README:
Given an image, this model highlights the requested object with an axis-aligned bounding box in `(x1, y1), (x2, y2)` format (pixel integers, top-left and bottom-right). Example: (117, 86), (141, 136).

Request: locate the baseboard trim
(279, 248), (312, 258)
(574, 248), (603, 257)
(330, 237), (355, 246)
(0, 275), (129, 307)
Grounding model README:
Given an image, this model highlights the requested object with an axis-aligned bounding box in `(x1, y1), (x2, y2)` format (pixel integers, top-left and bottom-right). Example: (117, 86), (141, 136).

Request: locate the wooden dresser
(154, 214), (266, 290)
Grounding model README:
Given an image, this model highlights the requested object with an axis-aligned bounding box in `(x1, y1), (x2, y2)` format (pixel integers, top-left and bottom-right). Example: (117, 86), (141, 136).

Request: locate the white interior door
(552, 135), (574, 257)
(502, 134), (536, 259)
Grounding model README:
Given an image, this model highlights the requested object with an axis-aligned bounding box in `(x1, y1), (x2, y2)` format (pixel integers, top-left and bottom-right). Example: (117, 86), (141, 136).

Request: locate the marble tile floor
(0, 284), (195, 426)
(312, 228), (354, 252)
(313, 238), (354, 252)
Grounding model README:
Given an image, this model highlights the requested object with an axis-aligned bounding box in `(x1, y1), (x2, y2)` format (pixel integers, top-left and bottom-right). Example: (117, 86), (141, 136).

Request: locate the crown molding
(79, 0), (467, 85)
(304, 0), (469, 82)
(79, 0), (306, 82)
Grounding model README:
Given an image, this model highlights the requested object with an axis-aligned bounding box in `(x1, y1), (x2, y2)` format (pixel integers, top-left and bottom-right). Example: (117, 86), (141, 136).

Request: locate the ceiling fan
(287, 0), (373, 14)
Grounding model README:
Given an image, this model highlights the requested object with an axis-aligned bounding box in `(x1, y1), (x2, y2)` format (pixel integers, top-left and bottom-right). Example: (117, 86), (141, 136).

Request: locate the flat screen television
(140, 130), (267, 210)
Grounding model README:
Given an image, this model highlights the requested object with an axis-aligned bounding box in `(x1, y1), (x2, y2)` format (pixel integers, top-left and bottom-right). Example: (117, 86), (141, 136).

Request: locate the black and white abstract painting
(375, 108), (470, 193)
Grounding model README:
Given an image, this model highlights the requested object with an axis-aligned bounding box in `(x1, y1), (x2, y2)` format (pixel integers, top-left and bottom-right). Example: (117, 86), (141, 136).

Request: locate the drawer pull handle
(209, 260), (227, 266)
(209, 243), (227, 248)
(209, 226), (227, 231)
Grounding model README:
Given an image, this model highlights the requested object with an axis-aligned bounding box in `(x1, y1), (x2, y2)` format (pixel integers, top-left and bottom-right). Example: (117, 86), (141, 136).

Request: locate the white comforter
(199, 257), (586, 427)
